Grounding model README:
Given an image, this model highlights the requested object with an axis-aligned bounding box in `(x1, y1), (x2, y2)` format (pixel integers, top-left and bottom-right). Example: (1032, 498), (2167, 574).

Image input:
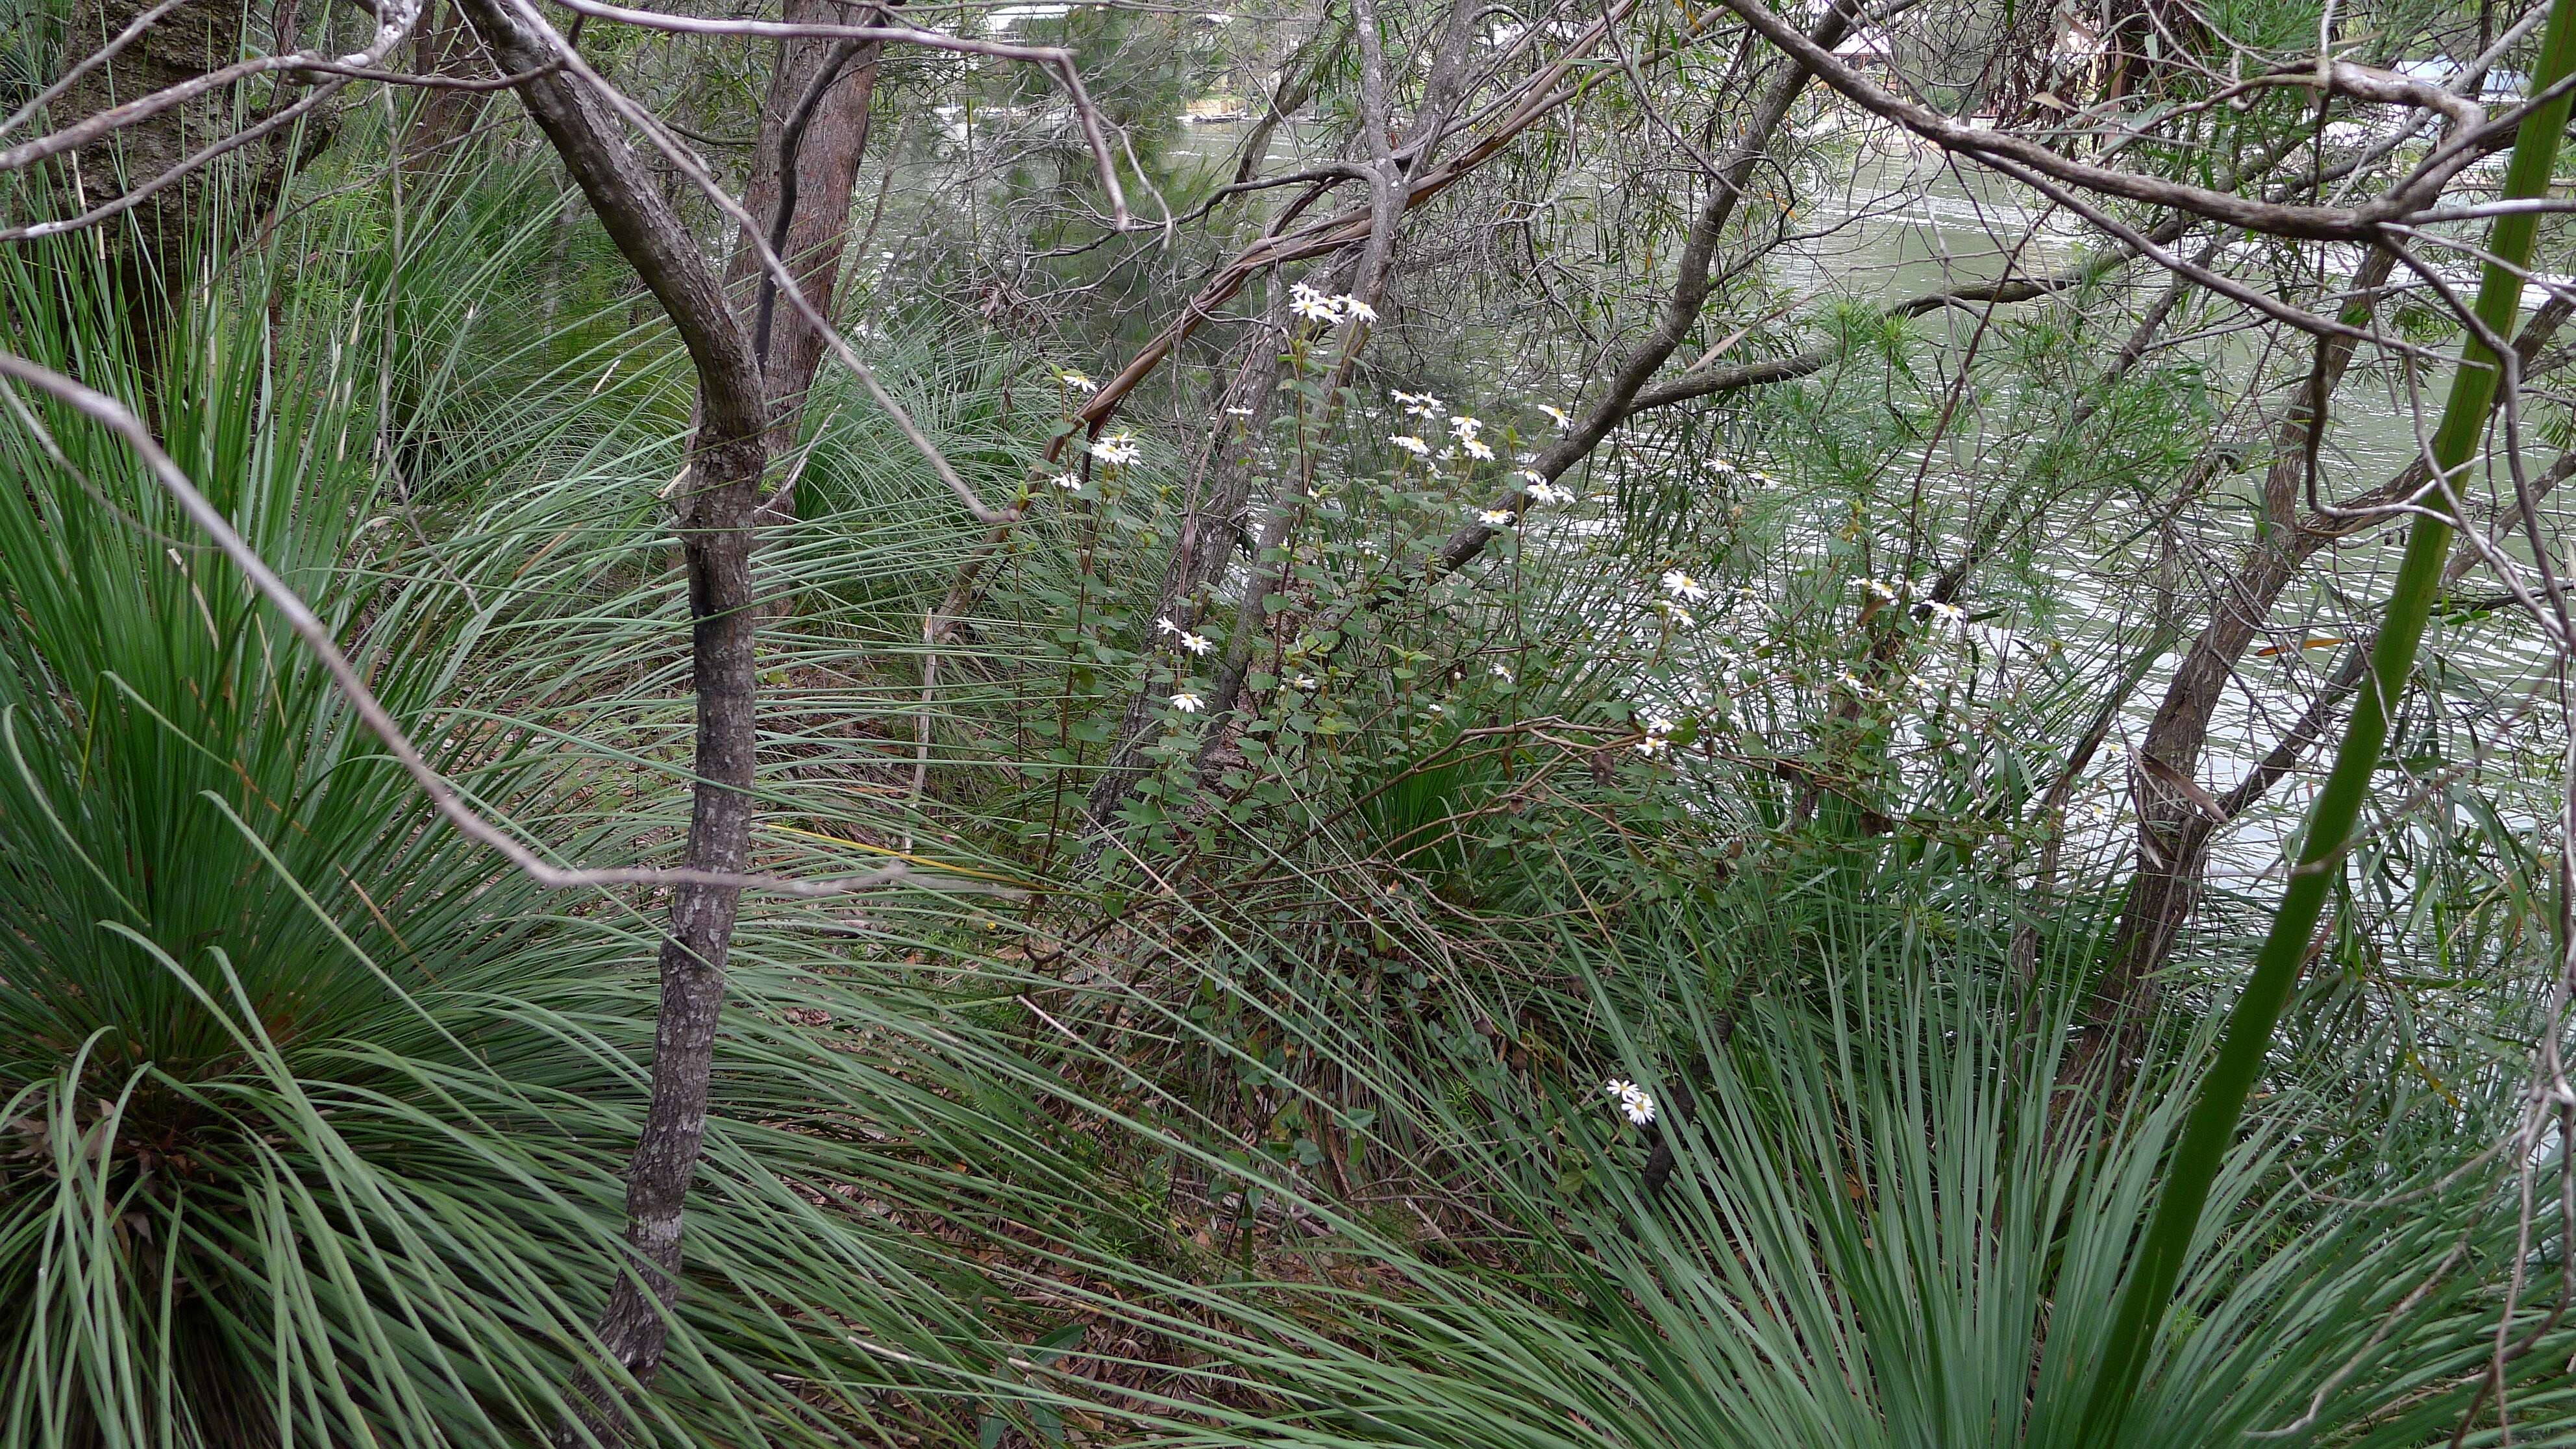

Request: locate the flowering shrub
(983, 279), (2069, 923)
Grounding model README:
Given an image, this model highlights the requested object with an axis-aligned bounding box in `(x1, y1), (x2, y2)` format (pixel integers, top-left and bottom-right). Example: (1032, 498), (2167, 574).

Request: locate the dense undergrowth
(0, 136), (2569, 1449)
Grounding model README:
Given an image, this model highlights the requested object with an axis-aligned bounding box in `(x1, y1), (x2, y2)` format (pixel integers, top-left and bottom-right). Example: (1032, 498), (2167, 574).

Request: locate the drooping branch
(1432, 251), (2118, 584)
(1709, 0), (2523, 242)
(1191, 0), (1475, 738)
(1046, 0), (1645, 450)
(2097, 283), (2574, 1013)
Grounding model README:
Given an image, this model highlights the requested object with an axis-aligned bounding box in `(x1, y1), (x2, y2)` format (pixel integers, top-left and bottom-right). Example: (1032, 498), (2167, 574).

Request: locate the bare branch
(0, 0), (194, 140)
(0, 1), (419, 177)
(1708, 0), (2492, 241)
(0, 79), (349, 243)
(539, 0), (1133, 227)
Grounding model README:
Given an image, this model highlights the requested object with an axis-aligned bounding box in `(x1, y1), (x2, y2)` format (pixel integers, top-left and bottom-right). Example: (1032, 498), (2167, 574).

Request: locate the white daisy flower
(1156, 616), (1183, 636)
(1293, 674), (1318, 689)
(1538, 403), (1572, 430)
(1448, 414), (1483, 443)
(1462, 438), (1496, 461)
(1391, 434), (1432, 458)
(1526, 480), (1573, 506)
(1178, 631), (1214, 656)
(1926, 600), (1966, 629)
(1169, 691), (1205, 713)
(1479, 507), (1517, 528)
(1490, 662), (1513, 682)
(1836, 668), (1874, 698)
(1058, 370), (1098, 393)
(1659, 602), (1696, 628)
(1660, 569), (1711, 603)
(1091, 432), (1141, 466)
(1859, 577), (1898, 603)
(1620, 1089), (1657, 1126)
(1334, 295), (1378, 324)
(1225, 405), (1255, 417)
(1393, 389), (1444, 419)
(1289, 281), (1341, 323)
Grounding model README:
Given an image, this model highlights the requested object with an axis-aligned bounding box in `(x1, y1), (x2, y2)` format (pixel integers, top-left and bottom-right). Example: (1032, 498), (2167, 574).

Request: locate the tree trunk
(402, 0), (493, 180)
(727, 0), (887, 424)
(452, 0), (773, 1422)
(2092, 278), (2570, 1034)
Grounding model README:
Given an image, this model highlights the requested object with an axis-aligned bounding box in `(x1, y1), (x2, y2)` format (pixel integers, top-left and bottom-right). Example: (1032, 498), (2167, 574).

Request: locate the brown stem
(731, 0), (889, 426)
(1425, 0), (1863, 580)
(2093, 281), (2571, 1028)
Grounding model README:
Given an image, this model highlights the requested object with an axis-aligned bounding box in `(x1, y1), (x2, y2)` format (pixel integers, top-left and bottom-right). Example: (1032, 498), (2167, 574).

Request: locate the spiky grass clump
(1053, 873), (2576, 1449)
(0, 194), (1135, 1446)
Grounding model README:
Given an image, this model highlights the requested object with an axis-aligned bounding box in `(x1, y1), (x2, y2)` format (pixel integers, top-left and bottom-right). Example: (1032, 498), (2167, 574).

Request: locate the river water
(1154, 110), (2569, 887)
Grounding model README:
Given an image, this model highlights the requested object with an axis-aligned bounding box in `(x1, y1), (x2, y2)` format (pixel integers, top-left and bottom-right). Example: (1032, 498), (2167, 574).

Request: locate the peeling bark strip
(452, 0), (771, 1418)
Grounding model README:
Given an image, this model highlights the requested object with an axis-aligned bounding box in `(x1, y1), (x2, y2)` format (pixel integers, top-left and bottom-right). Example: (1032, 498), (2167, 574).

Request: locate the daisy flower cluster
(1289, 281), (1378, 327)
(1152, 617), (1215, 719)
(1657, 569), (1713, 627)
(1091, 432), (1142, 467)
(1633, 708), (1679, 756)
(1702, 456), (1781, 486)
(1603, 1078), (1657, 1126)
(1156, 616), (1214, 656)
(1522, 471), (1573, 506)
(1661, 569), (1712, 604)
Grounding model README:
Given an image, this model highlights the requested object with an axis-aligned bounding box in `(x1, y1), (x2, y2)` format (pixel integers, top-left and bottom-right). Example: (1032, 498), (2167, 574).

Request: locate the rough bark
(402, 0), (494, 178)
(51, 0), (336, 346)
(452, 0), (771, 1418)
(726, 0), (886, 423)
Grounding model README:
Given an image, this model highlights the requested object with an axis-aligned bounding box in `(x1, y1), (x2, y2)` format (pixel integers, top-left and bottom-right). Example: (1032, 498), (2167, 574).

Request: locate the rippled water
(1158, 109), (2568, 882)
